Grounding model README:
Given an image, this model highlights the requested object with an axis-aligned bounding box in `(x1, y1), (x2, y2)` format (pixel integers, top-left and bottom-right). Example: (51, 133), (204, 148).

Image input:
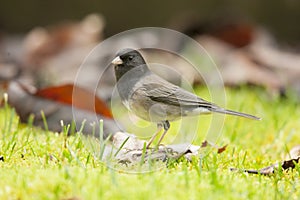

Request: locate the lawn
(0, 86), (300, 200)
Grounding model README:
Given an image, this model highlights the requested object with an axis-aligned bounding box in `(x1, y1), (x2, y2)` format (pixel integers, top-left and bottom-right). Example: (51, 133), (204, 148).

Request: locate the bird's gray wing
(138, 76), (216, 109)
(142, 81), (260, 120)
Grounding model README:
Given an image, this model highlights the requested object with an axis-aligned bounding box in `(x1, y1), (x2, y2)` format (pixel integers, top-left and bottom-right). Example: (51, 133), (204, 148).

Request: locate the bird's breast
(127, 91), (184, 122)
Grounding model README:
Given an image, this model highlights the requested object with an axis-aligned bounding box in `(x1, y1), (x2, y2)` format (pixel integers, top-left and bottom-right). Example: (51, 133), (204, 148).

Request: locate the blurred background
(1, 0), (300, 98)
(1, 0), (300, 43)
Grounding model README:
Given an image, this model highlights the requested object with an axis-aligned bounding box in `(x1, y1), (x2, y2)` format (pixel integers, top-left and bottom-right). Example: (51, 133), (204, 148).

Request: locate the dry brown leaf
(231, 145), (300, 175)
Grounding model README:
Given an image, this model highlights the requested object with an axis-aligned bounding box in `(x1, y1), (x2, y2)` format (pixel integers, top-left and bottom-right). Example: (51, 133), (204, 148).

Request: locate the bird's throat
(114, 64), (149, 82)
(114, 64), (150, 102)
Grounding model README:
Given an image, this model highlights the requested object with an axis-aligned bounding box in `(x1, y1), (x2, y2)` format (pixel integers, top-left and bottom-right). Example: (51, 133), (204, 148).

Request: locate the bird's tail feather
(210, 108), (261, 120)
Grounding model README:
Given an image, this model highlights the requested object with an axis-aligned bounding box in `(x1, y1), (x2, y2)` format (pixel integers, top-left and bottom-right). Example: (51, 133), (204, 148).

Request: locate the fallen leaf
(35, 84), (113, 118)
(210, 23), (254, 48)
(23, 13), (104, 66)
(7, 81), (120, 137)
(288, 145), (300, 159)
(200, 140), (228, 154)
(217, 144), (228, 154)
(231, 145), (300, 175)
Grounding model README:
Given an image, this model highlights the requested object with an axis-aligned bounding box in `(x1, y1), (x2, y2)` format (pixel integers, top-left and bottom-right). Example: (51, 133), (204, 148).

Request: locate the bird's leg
(146, 123), (163, 149)
(156, 120), (170, 148)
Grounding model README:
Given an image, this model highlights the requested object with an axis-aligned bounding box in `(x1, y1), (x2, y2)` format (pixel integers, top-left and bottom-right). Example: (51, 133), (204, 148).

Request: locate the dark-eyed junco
(111, 48), (260, 148)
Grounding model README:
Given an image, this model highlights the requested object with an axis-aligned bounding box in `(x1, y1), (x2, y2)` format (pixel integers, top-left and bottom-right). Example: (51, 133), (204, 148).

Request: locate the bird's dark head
(111, 48), (149, 81)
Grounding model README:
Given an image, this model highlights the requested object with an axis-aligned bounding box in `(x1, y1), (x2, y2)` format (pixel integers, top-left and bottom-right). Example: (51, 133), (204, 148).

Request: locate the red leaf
(35, 84), (113, 118)
(211, 23), (254, 48)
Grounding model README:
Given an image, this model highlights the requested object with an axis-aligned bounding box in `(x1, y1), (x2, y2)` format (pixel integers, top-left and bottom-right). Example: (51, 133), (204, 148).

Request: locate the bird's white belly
(184, 107), (211, 115)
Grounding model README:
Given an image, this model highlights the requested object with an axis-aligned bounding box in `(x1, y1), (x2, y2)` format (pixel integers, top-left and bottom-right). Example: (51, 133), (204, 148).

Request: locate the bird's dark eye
(128, 56), (134, 61)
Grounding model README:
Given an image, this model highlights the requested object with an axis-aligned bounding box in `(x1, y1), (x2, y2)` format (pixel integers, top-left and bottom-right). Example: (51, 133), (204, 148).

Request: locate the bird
(111, 48), (260, 148)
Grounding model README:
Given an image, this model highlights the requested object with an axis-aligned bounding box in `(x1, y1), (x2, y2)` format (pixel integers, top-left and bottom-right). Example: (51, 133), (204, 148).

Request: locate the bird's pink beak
(111, 56), (123, 65)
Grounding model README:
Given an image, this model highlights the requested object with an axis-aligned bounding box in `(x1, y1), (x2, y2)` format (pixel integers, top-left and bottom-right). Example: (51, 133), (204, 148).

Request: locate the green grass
(1, 87), (300, 200)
